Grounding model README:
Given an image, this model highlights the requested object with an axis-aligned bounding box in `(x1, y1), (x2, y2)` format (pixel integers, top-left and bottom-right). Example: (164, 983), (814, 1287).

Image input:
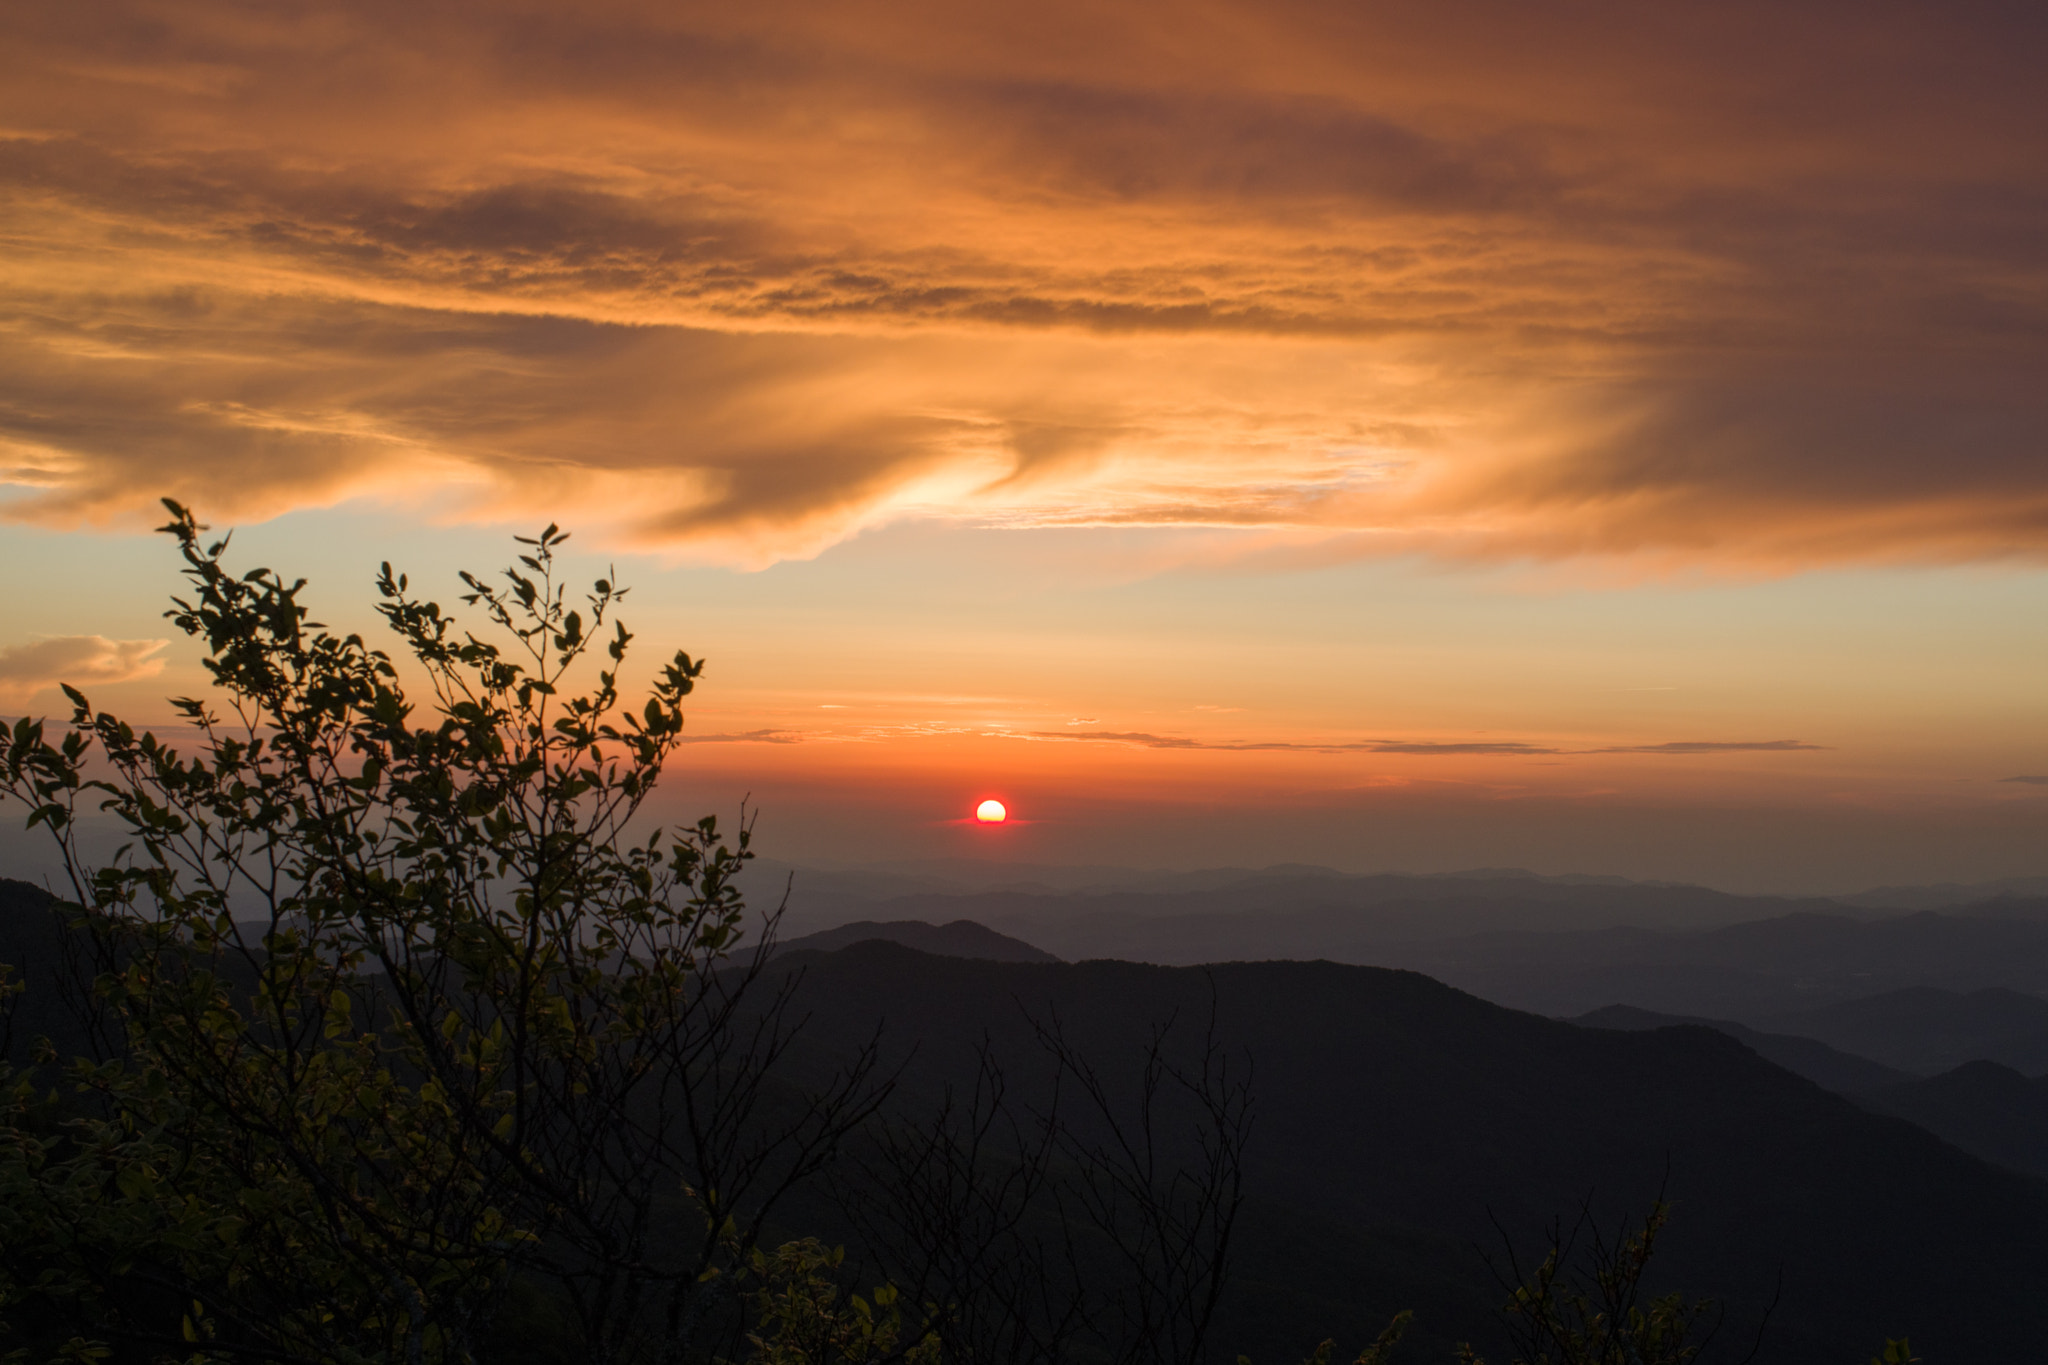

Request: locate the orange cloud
(3, 0), (2045, 569)
(0, 635), (168, 704)
(1021, 732), (1824, 756)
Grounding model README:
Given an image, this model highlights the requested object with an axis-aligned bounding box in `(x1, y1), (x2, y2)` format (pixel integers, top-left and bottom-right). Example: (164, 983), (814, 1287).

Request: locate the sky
(3, 0), (2047, 893)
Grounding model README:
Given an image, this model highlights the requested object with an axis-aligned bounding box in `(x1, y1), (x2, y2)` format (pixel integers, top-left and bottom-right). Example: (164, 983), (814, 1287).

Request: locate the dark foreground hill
(1860, 1061), (2048, 1181)
(0, 877), (98, 1065)
(1572, 1002), (2048, 1184)
(768, 943), (2048, 1365)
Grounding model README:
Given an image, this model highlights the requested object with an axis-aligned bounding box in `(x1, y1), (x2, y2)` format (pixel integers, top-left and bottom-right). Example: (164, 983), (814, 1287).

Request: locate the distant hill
(1859, 1060), (2048, 1180)
(750, 860), (1700, 910)
(768, 942), (2048, 1364)
(761, 872), (2048, 1040)
(1839, 876), (2048, 911)
(749, 861), (1859, 943)
(776, 919), (1058, 963)
(1765, 986), (2048, 1075)
(1386, 910), (2048, 1019)
(1570, 1004), (1909, 1093)
(829, 879), (1850, 964)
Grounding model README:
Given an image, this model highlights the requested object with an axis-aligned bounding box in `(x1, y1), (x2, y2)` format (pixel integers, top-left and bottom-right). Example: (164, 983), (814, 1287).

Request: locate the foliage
(0, 503), (881, 1365)
(1459, 1201), (1732, 1365)
(1241, 1309), (1412, 1365)
(737, 1240), (937, 1365)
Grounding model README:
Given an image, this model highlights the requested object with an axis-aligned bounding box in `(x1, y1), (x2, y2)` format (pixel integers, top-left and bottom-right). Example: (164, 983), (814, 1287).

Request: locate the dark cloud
(955, 82), (1559, 211)
(2003, 776), (2048, 786)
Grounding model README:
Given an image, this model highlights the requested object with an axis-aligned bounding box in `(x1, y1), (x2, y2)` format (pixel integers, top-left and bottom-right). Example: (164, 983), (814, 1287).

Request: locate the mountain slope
(1859, 1061), (2048, 1180)
(768, 943), (2048, 1364)
(1570, 1004), (1909, 1093)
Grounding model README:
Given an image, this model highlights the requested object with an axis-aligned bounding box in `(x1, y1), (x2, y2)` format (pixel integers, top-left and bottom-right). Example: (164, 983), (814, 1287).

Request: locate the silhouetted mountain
(0, 878), (102, 1065)
(1577, 994), (2048, 1182)
(768, 942), (2048, 1364)
(1859, 1060), (2048, 1180)
(1570, 1005), (1909, 1093)
(1765, 987), (2048, 1075)
(777, 919), (1058, 962)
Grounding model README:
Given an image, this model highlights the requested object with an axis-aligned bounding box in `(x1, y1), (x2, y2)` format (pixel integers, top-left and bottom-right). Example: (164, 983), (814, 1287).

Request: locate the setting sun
(975, 799), (1008, 824)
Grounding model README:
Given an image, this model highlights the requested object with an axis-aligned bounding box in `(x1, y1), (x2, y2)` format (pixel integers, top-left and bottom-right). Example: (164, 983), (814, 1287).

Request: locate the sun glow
(975, 799), (1008, 824)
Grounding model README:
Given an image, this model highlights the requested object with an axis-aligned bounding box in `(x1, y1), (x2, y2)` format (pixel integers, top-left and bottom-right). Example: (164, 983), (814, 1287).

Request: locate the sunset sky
(4, 0), (2047, 892)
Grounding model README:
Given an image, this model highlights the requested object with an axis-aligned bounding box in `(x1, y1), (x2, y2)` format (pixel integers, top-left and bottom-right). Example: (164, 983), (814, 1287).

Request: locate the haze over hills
(749, 860), (1869, 949)
(1384, 910), (2048, 1019)
(1766, 987), (2048, 1076)
(749, 860), (2048, 1026)
(1837, 875), (2048, 912)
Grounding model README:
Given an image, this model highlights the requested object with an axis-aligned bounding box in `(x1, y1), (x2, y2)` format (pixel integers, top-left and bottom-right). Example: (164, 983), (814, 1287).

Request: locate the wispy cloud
(2003, 775), (2048, 786)
(1586, 741), (1825, 755)
(1024, 731), (1551, 754)
(1023, 731), (1823, 756)
(674, 729), (804, 745)
(0, 635), (168, 703)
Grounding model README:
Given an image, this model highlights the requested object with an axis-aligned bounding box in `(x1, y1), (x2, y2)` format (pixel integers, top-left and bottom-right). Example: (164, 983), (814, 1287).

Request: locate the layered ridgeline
(748, 861), (2048, 1018)
(15, 874), (2048, 1361)
(768, 864), (2048, 1248)
(748, 939), (2048, 1364)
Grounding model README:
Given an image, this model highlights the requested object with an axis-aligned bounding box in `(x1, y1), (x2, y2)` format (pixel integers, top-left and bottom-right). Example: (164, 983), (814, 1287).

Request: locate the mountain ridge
(764, 941), (2048, 1364)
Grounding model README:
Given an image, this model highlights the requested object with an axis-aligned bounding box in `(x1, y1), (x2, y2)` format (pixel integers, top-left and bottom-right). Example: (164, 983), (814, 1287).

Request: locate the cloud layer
(0, 636), (168, 704)
(5, 0), (2048, 566)
(1024, 731), (1822, 756)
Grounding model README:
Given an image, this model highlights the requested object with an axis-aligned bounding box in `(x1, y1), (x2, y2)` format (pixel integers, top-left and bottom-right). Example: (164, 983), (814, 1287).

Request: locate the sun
(975, 799), (1008, 824)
